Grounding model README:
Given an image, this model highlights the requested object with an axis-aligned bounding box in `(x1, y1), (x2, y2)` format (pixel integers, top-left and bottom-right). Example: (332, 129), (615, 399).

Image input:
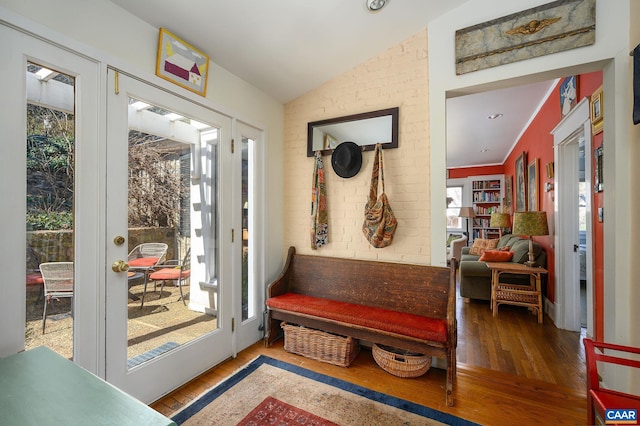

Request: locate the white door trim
(233, 121), (266, 354)
(551, 97), (593, 333)
(0, 22), (104, 372)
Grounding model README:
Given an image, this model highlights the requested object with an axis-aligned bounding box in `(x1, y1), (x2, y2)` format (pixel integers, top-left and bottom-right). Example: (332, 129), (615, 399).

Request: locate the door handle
(112, 260), (130, 273)
(573, 244), (579, 252)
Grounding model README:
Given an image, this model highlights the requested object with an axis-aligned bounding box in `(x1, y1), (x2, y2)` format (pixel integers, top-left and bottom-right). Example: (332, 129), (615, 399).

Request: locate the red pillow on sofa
(479, 250), (514, 262)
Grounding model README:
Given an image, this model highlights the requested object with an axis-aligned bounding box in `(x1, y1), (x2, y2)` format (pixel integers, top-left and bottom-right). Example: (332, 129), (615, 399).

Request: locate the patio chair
(128, 243), (168, 308)
(39, 262), (74, 334)
(149, 248), (191, 305)
(128, 243), (168, 267)
(583, 338), (640, 425)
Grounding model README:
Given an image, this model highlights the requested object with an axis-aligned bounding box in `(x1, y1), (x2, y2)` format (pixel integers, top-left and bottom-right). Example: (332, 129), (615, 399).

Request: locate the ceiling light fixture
(365, 0), (388, 12)
(488, 113), (503, 120)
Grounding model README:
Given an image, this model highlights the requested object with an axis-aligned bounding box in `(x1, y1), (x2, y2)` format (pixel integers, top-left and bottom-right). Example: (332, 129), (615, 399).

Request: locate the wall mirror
(307, 107), (399, 157)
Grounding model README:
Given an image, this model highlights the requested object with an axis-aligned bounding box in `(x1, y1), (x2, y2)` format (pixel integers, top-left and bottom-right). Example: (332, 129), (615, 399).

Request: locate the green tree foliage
(26, 105), (74, 230)
(26, 104), (185, 231)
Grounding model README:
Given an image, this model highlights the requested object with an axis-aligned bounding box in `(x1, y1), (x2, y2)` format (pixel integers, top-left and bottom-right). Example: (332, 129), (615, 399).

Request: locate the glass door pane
(125, 98), (219, 366)
(234, 122), (263, 352)
(25, 63), (75, 359)
(241, 136), (251, 321)
(106, 70), (232, 402)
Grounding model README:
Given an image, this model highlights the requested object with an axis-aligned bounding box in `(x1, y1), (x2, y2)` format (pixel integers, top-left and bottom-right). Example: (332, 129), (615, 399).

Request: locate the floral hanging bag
(362, 144), (397, 248)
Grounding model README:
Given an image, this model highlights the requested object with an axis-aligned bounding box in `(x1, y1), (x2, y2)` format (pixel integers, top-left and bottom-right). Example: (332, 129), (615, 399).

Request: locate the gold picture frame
(590, 85), (603, 134)
(545, 162), (554, 179)
(503, 175), (513, 214)
(156, 28), (209, 96)
(515, 152), (527, 212)
(527, 158), (539, 211)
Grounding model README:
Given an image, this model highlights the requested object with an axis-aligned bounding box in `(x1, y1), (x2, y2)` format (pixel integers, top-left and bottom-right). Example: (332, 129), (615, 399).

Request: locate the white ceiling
(108, 0), (558, 169)
(446, 80), (557, 169)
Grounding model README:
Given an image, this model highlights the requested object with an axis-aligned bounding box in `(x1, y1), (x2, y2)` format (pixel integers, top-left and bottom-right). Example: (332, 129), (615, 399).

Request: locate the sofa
(459, 234), (547, 301)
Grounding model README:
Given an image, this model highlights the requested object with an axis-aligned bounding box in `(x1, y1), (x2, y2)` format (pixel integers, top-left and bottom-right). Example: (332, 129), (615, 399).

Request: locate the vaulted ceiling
(108, 0), (557, 169)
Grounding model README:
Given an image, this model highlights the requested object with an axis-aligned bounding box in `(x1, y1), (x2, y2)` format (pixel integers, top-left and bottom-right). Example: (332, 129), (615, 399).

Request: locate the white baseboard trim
(544, 297), (557, 325)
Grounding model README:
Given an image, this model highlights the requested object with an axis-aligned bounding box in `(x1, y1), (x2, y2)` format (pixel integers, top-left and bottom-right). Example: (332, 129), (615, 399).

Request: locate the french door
(105, 70), (233, 403)
(0, 22), (102, 370)
(1, 20), (264, 403)
(233, 122), (265, 352)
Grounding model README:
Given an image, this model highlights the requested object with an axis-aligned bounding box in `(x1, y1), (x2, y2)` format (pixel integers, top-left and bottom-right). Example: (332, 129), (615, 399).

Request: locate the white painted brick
(283, 30), (430, 264)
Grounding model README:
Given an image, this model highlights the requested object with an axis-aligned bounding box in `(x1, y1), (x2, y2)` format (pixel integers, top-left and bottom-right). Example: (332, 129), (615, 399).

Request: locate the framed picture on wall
(590, 85), (604, 134)
(156, 28), (209, 96)
(515, 152), (527, 212)
(560, 76), (578, 116)
(503, 175), (513, 214)
(528, 158), (539, 211)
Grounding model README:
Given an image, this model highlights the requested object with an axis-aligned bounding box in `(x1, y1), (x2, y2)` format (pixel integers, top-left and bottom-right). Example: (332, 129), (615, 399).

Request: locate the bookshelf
(470, 175), (504, 242)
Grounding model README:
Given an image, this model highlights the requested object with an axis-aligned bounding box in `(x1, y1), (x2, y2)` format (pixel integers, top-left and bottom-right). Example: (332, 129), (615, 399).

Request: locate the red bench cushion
(266, 293), (447, 343)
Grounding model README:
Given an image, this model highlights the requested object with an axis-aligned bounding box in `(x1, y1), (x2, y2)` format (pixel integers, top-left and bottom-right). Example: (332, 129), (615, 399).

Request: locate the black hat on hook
(331, 141), (362, 178)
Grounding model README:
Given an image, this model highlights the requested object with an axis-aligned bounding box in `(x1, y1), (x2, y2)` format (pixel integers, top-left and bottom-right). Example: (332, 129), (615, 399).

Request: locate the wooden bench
(265, 246), (458, 406)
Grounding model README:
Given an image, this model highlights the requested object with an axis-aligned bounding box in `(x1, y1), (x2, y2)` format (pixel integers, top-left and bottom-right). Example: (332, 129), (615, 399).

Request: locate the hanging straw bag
(362, 144), (397, 248)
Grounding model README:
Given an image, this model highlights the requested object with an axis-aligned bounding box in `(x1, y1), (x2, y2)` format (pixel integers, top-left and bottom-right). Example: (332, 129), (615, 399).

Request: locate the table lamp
(512, 211), (549, 267)
(490, 212), (511, 238)
(458, 207), (476, 244)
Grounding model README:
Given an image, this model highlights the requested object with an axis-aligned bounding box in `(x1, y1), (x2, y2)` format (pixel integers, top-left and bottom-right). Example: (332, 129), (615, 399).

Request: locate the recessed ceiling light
(488, 113), (503, 120)
(365, 0), (388, 12)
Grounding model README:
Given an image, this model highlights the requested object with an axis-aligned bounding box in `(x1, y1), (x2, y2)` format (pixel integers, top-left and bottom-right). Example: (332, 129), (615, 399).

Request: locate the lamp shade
(490, 213), (511, 228)
(512, 211), (549, 236)
(458, 207), (476, 218)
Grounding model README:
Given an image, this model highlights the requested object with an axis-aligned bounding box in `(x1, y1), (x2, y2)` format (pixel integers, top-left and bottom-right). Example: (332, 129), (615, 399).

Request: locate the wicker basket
(281, 322), (360, 367)
(372, 343), (431, 378)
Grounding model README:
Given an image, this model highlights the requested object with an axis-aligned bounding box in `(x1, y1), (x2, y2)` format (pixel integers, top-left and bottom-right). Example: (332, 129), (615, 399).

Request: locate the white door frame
(551, 97), (594, 334)
(233, 121), (266, 354)
(0, 22), (104, 371)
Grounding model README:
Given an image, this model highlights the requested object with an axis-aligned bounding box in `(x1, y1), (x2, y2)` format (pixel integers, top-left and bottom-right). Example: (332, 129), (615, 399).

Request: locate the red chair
(584, 338), (640, 425)
(128, 243), (167, 307)
(149, 248), (190, 305)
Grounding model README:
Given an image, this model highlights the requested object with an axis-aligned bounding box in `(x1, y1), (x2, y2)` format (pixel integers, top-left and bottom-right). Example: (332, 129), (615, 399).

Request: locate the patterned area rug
(172, 355), (477, 425)
(238, 396), (337, 425)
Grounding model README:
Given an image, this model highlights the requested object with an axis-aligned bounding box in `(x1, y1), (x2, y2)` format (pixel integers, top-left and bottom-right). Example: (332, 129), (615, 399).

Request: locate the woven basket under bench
(281, 322), (360, 367)
(372, 343), (431, 378)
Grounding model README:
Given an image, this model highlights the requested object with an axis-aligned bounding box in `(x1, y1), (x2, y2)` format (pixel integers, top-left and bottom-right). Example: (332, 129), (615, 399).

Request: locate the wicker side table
(485, 262), (548, 324)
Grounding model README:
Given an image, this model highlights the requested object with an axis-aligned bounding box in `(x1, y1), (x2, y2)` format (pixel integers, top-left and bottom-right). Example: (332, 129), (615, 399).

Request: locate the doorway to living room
(445, 67), (602, 382)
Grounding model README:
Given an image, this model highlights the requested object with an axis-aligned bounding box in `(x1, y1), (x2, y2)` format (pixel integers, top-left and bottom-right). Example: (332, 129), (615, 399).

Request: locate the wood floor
(151, 281), (587, 425)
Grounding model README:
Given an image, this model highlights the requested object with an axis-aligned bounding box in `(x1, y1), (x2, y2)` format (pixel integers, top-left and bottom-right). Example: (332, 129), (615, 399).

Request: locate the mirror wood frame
(306, 107), (399, 157)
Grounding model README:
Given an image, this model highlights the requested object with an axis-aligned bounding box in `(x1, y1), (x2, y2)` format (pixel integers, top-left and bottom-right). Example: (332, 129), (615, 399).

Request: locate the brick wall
(283, 30), (430, 263)
(27, 227), (177, 265)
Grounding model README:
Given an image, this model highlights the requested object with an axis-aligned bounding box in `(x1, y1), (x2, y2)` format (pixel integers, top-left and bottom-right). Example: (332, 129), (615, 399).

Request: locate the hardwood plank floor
(151, 278), (587, 425)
